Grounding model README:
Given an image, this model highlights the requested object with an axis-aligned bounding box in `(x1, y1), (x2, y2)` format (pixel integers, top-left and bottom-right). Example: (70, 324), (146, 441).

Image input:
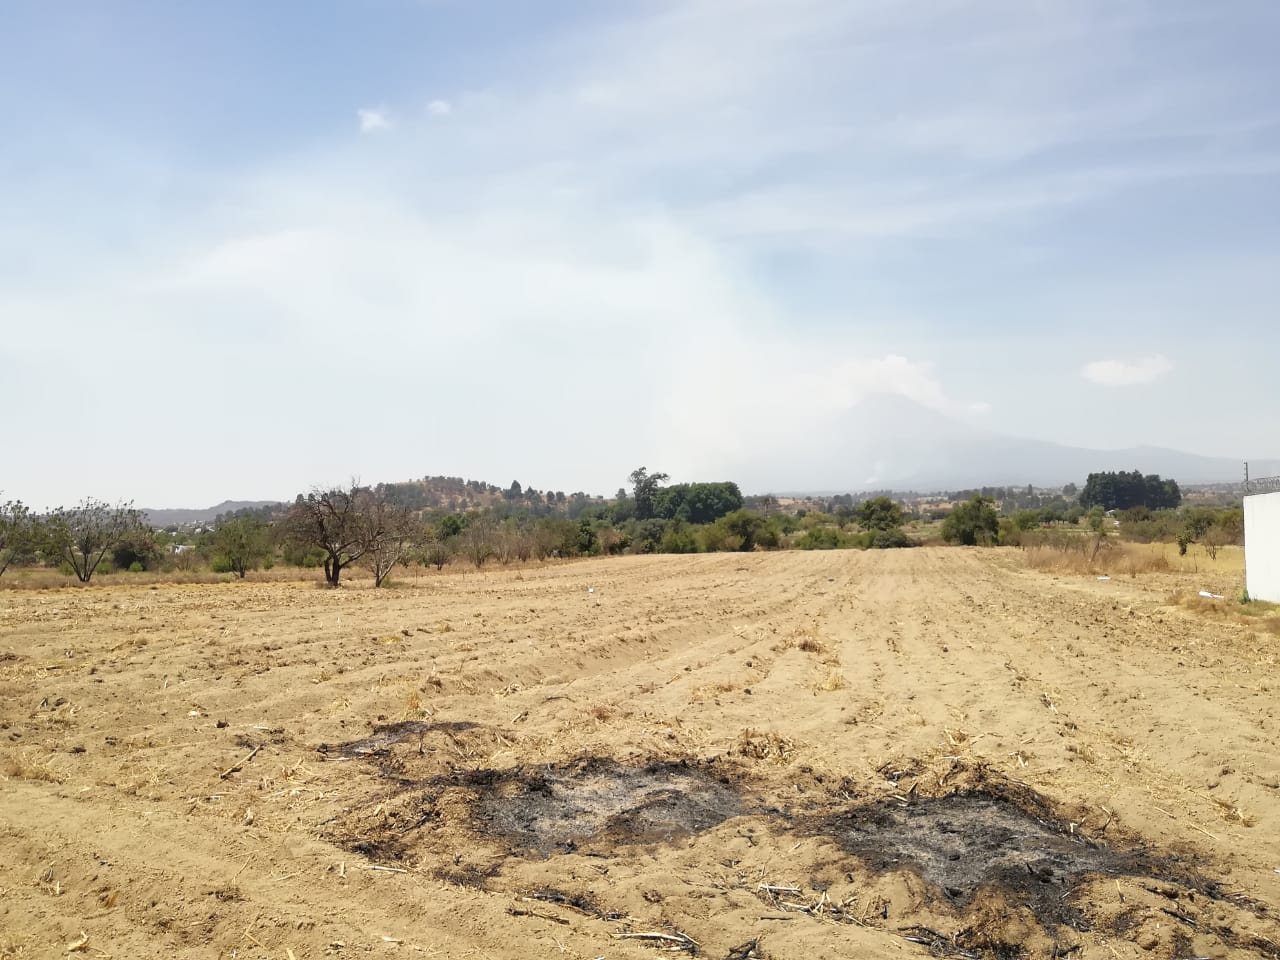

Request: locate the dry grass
(1169, 590), (1280, 636)
(1023, 539), (1244, 578)
(735, 728), (796, 762)
(815, 668), (847, 692)
(773, 624), (828, 656)
(2, 751), (65, 784)
(690, 680), (737, 702)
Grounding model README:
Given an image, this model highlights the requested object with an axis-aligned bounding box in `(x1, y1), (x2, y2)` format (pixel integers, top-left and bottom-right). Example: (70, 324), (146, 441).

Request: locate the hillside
(141, 500), (284, 527)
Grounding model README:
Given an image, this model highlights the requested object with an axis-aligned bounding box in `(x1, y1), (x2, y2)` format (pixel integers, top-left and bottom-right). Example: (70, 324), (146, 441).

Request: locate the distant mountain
(142, 500), (283, 527)
(740, 393), (1278, 494)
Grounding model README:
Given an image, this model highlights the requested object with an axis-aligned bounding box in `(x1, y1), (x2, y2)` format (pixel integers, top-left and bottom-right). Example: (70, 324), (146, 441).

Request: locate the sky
(3, 0), (1279, 507)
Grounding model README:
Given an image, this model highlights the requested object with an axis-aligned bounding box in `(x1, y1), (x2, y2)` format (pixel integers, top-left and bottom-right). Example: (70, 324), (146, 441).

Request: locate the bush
(998, 518), (1023, 547)
(660, 523), (699, 554)
(941, 496), (1000, 546)
(698, 523), (743, 552)
(796, 526), (842, 550)
(870, 527), (915, 549)
(127, 561), (145, 573)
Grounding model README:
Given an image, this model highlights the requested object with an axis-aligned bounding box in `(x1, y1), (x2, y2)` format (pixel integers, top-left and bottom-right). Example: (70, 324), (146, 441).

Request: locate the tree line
(0, 470), (920, 586)
(0, 467), (1244, 586)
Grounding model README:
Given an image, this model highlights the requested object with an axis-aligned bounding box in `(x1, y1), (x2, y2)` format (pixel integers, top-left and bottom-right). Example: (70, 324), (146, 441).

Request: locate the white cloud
(357, 108), (391, 133)
(1080, 354), (1174, 387)
(968, 401), (993, 415)
(426, 99), (452, 116)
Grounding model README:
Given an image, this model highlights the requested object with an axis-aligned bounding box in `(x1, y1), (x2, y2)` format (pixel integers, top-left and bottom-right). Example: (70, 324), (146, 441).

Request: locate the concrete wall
(1244, 491), (1280, 603)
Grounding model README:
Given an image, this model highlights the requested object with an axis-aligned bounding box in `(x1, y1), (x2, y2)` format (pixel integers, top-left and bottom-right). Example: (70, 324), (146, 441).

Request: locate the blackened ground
(470, 757), (747, 854)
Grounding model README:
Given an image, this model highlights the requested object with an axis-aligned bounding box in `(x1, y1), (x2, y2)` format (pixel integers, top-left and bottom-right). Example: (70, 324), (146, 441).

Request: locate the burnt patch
(831, 793), (1114, 921)
(468, 757), (746, 855)
(431, 860), (502, 890)
(817, 775), (1276, 955)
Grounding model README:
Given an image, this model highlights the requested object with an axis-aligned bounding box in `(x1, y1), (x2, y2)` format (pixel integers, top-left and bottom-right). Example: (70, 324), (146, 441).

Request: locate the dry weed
(815, 669), (847, 692)
(690, 680), (737, 702)
(1168, 592), (1280, 636)
(3, 751), (65, 783)
(1022, 539), (1176, 576)
(736, 728), (796, 762)
(773, 624), (828, 656)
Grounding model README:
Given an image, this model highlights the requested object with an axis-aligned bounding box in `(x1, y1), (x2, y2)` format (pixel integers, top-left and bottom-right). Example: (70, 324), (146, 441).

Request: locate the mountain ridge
(733, 393), (1276, 493)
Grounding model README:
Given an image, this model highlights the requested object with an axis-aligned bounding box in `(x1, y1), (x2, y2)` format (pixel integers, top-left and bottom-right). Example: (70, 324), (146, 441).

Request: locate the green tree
(112, 527), (161, 571)
(1080, 471), (1181, 511)
(629, 467), (670, 521)
(575, 518), (599, 556)
(654, 482), (743, 524)
(213, 516), (272, 578)
(438, 513), (465, 538)
(1086, 505), (1107, 534)
(43, 499), (145, 583)
(941, 496), (1000, 546)
(854, 496), (904, 532)
(0, 499), (35, 578)
(715, 509), (776, 551)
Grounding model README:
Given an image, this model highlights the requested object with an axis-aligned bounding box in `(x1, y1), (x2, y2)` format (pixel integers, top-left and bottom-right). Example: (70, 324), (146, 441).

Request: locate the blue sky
(3, 0), (1278, 506)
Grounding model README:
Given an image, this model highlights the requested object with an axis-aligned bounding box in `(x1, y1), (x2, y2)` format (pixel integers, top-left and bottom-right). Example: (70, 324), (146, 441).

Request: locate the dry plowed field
(2, 549), (1278, 958)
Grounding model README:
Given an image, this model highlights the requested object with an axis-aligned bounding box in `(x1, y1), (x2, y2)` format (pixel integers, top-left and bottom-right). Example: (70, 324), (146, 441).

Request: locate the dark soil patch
(468, 757), (746, 855)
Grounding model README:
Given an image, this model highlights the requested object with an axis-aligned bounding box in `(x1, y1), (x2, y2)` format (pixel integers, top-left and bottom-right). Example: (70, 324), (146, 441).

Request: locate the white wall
(1244, 491), (1280, 603)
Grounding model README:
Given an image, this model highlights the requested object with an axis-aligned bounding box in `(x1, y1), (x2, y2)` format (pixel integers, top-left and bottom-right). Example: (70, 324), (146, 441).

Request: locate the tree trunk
(324, 556), (342, 586)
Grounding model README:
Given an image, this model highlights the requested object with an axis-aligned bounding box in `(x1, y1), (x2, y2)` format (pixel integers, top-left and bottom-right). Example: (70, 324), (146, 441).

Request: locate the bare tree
(1202, 524), (1230, 561)
(283, 484), (372, 587)
(44, 499), (144, 583)
(458, 518), (495, 569)
(0, 499), (34, 579)
(358, 495), (418, 587)
(420, 535), (454, 571)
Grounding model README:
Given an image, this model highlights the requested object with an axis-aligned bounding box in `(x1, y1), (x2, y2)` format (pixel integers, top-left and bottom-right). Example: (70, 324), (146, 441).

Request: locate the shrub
(870, 527), (915, 549)
(941, 496), (999, 546)
(698, 523), (743, 552)
(796, 526), (842, 550)
(660, 523), (700, 554)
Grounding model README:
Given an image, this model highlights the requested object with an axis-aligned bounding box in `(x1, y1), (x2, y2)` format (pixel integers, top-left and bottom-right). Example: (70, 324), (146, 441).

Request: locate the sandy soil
(1, 549), (1277, 959)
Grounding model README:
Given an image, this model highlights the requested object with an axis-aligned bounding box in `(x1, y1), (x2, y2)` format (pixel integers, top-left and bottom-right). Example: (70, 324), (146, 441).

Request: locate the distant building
(1244, 490), (1280, 603)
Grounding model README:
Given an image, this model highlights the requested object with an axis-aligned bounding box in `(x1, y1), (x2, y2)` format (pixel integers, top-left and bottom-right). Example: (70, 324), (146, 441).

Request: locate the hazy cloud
(3, 0), (1278, 505)
(357, 108), (391, 132)
(1081, 354), (1175, 387)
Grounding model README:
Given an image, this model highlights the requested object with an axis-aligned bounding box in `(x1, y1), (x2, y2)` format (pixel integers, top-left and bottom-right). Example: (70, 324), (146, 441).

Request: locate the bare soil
(1, 549), (1278, 958)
